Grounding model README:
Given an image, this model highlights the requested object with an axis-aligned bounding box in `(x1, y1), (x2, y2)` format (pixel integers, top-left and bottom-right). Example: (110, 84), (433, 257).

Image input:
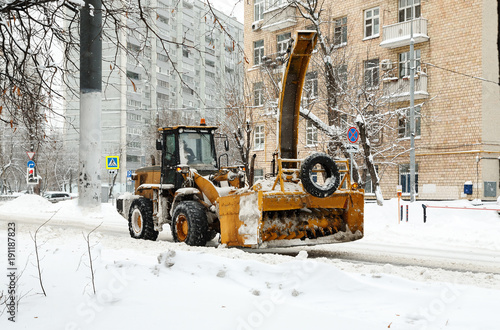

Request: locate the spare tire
(300, 153), (340, 198)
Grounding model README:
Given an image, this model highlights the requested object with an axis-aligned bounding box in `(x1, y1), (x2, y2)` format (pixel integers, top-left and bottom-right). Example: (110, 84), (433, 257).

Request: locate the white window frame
(364, 59), (379, 89)
(305, 120), (318, 146)
(277, 32), (291, 55)
(304, 71), (318, 99)
(399, 163), (418, 194)
(254, 0), (264, 21)
(398, 49), (421, 78)
(253, 39), (264, 66)
(334, 17), (347, 46)
(254, 168), (264, 181)
(336, 64), (348, 91)
(253, 82), (264, 106)
(398, 105), (421, 138)
(364, 165), (379, 194)
(254, 125), (265, 150)
(364, 7), (380, 39)
(399, 0), (421, 22)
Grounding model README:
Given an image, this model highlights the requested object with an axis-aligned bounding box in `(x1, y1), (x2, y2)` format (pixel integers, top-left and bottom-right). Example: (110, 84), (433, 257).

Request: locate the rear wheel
(171, 201), (209, 246)
(128, 199), (159, 241)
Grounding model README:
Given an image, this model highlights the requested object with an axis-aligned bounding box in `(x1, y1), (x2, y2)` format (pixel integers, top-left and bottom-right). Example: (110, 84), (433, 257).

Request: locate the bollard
(422, 204), (427, 223)
(406, 205), (409, 222)
(400, 205), (403, 222)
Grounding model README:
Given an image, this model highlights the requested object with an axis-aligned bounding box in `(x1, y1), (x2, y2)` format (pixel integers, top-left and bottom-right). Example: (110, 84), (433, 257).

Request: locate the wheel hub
(176, 214), (189, 242)
(132, 209), (143, 234)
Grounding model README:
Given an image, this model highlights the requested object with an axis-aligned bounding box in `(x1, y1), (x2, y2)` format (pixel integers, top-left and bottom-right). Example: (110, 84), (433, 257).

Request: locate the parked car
(43, 191), (75, 203)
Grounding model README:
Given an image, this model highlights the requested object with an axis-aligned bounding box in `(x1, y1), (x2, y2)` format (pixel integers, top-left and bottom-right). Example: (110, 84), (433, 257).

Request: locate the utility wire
(423, 62), (500, 86)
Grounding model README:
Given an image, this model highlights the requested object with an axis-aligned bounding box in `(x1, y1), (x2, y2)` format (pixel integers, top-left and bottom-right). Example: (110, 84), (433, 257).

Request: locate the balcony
(382, 73), (429, 102)
(380, 18), (429, 49)
(261, 5), (297, 32)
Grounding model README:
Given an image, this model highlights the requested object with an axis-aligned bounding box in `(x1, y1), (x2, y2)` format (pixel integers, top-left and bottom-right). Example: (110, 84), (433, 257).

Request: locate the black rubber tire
(171, 201), (209, 246)
(128, 199), (159, 241)
(300, 153), (340, 198)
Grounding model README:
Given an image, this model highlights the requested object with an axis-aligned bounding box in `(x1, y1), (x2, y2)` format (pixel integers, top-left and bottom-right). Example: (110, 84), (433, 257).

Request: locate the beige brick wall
(244, 0), (500, 200)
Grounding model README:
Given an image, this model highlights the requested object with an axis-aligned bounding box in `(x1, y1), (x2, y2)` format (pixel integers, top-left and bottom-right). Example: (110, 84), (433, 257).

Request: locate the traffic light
(27, 167), (39, 185)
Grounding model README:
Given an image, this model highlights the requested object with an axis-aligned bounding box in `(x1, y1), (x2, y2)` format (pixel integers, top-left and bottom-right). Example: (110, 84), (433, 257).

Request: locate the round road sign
(347, 127), (359, 143)
(27, 160), (35, 168)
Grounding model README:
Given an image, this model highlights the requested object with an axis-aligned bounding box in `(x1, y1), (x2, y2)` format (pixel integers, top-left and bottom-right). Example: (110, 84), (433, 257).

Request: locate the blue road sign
(106, 156), (119, 170)
(27, 160), (35, 168)
(127, 170), (132, 178)
(347, 127), (359, 144)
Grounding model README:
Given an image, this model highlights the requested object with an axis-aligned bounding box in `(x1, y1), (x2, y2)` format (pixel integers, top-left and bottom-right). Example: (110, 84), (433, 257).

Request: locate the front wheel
(128, 199), (159, 241)
(171, 201), (209, 246)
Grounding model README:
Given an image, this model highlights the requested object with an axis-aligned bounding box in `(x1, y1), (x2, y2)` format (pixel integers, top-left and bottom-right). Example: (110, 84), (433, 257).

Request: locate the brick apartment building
(244, 0), (500, 200)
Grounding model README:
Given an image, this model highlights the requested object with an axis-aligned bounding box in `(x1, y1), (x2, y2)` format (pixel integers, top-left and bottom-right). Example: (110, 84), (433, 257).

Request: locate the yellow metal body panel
(218, 189), (364, 248)
(278, 31), (318, 160)
(134, 166), (161, 200)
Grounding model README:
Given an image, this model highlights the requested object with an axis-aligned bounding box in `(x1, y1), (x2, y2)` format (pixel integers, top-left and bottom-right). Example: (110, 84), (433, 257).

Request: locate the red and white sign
(27, 151), (35, 160)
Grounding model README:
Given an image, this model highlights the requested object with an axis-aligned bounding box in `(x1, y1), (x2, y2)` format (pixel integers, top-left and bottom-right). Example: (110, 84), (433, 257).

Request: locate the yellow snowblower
(117, 31), (364, 248)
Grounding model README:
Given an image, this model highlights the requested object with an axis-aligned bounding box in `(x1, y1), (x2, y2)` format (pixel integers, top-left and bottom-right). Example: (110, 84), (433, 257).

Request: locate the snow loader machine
(117, 31), (364, 248)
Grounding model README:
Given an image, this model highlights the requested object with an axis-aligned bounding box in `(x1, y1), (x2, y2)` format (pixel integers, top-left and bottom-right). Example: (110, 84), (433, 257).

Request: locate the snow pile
(0, 196), (499, 329)
(1, 194), (57, 214)
(0, 194), (127, 234)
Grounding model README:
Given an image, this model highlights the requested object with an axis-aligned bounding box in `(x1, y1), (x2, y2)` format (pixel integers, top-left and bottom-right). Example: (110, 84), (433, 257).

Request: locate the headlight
(176, 165), (190, 174)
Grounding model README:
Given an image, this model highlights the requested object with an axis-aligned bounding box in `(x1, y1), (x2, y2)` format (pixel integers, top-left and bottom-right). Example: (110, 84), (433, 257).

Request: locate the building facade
(64, 0), (243, 194)
(244, 0), (500, 200)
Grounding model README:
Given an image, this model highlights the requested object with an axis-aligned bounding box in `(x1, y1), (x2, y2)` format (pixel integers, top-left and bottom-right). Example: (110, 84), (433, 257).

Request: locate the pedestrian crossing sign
(106, 156), (119, 170)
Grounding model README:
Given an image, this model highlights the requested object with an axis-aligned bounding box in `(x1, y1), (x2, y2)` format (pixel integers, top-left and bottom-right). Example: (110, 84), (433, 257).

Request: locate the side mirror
(156, 139), (162, 151)
(224, 138), (229, 151)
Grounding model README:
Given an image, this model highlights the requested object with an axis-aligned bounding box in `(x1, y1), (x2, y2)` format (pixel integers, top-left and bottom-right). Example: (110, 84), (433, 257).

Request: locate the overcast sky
(207, 0), (244, 23)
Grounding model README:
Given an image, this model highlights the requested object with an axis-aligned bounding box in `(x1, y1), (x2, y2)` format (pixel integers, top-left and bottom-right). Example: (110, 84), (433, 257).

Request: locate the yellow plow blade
(218, 190), (364, 248)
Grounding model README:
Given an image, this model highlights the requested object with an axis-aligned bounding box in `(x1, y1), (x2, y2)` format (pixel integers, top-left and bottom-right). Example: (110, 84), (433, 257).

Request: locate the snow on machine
(117, 31), (364, 248)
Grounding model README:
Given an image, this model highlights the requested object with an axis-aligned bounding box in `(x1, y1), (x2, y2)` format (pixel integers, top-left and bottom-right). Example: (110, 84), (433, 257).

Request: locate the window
(398, 49), (421, 78)
(306, 120), (318, 146)
(127, 113), (142, 121)
(127, 43), (141, 53)
(268, 0), (283, 9)
(158, 15), (169, 24)
(254, 0), (264, 21)
(126, 70), (140, 80)
(334, 17), (347, 46)
(277, 32), (291, 55)
(254, 169), (264, 181)
(253, 82), (264, 106)
(158, 53), (169, 62)
(127, 155), (140, 163)
(254, 125), (265, 150)
(304, 71), (318, 99)
(156, 92), (168, 102)
(336, 64), (348, 91)
(158, 80), (169, 88)
(205, 59), (215, 67)
(127, 141), (142, 149)
(364, 165), (379, 194)
(364, 59), (379, 88)
(398, 105), (421, 138)
(399, 164), (418, 194)
(364, 7), (380, 38)
(399, 0), (421, 22)
(253, 39), (264, 66)
(182, 46), (190, 58)
(127, 99), (142, 107)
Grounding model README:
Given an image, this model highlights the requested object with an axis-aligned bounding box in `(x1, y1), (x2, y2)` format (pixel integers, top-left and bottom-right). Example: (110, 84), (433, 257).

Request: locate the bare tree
(1, 0), (246, 192)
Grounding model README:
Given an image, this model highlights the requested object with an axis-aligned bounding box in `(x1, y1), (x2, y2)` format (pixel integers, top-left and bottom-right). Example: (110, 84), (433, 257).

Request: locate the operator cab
(158, 123), (219, 188)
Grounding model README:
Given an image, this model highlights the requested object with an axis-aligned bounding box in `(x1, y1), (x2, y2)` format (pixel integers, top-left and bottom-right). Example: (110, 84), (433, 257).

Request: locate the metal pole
(409, 18), (416, 202)
(79, 0), (102, 207)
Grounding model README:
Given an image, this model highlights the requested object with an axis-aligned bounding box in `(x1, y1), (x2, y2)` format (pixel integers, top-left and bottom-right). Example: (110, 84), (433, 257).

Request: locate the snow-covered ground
(0, 195), (499, 329)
